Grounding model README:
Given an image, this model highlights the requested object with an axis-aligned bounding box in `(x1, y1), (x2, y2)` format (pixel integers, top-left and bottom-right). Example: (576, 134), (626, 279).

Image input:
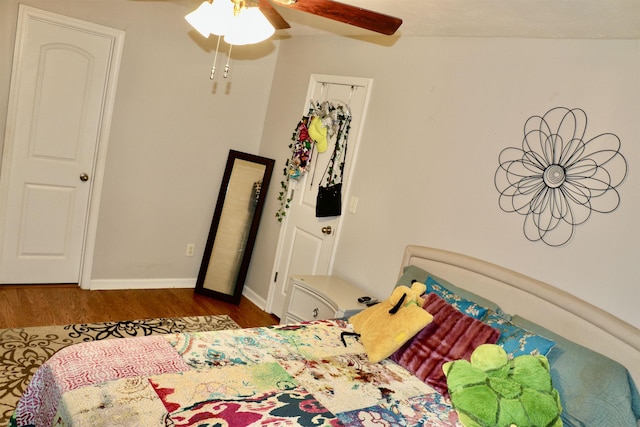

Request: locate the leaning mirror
(195, 150), (274, 304)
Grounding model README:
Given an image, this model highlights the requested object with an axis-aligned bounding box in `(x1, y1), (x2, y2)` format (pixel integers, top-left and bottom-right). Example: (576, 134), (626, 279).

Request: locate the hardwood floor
(0, 284), (279, 329)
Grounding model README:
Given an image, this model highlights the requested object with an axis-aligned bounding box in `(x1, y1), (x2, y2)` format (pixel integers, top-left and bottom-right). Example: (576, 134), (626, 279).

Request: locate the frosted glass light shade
(185, 0), (234, 37)
(224, 7), (275, 45)
(185, 2), (214, 37)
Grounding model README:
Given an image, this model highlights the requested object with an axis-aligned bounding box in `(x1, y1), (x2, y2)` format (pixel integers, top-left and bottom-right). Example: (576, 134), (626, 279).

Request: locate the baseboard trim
(89, 278), (196, 290)
(87, 279), (271, 315)
(242, 285), (268, 311)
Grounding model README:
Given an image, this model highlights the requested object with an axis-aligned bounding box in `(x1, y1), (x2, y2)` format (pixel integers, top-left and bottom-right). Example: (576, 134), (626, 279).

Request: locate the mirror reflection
(195, 150), (274, 304)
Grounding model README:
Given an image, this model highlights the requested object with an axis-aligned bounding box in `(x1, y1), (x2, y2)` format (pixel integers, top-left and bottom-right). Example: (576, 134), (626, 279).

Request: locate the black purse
(316, 183), (342, 217)
(316, 115), (350, 218)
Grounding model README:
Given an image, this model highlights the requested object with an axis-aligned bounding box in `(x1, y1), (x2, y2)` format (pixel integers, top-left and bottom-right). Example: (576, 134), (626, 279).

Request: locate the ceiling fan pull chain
(224, 44), (233, 78)
(210, 35), (223, 80)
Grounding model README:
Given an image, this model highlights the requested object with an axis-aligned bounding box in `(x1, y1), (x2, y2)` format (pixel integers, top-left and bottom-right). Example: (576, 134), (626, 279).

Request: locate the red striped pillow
(390, 293), (500, 395)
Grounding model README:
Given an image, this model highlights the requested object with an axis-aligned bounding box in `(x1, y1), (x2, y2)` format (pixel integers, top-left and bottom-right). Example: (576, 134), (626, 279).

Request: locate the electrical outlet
(186, 243), (195, 256)
(348, 196), (359, 214)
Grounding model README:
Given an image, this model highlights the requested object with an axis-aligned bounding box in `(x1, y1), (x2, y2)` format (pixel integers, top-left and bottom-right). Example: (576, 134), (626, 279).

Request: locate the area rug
(0, 315), (240, 425)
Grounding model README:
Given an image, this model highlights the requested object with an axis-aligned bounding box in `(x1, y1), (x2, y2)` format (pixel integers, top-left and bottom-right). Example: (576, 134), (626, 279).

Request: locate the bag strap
(320, 114), (352, 186)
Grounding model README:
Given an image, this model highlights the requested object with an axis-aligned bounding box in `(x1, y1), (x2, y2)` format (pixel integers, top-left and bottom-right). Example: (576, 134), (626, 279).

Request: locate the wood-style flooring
(0, 284), (279, 329)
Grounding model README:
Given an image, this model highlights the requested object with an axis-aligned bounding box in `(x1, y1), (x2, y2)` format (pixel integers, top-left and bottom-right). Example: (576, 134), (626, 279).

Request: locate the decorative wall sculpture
(494, 107), (627, 246)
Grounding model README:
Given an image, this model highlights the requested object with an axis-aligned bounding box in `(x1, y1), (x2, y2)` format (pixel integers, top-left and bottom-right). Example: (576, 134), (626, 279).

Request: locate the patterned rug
(0, 315), (239, 425)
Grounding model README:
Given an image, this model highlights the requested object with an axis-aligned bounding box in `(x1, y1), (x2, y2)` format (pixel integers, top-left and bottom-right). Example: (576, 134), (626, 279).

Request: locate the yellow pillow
(349, 282), (433, 363)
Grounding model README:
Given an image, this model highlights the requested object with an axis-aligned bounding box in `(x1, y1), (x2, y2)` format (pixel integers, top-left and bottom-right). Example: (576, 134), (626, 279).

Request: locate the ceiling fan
(182, 0), (401, 77)
(248, 0), (402, 36)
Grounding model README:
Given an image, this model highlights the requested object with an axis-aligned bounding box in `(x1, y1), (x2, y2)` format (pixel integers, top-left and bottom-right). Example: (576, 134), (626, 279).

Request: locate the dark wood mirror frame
(195, 150), (275, 304)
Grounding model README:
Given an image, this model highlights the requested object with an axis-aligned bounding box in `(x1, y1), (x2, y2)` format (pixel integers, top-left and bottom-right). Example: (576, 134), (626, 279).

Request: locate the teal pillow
(483, 310), (555, 358)
(424, 276), (488, 320)
(396, 265), (503, 313)
(395, 265), (430, 287)
(511, 315), (640, 427)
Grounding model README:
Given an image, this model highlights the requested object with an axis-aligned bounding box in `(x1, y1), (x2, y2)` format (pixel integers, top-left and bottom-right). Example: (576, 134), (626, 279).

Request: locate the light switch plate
(348, 196), (358, 214)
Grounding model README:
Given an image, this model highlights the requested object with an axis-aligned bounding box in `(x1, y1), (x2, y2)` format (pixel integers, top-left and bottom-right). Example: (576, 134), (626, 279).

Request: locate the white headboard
(400, 245), (640, 386)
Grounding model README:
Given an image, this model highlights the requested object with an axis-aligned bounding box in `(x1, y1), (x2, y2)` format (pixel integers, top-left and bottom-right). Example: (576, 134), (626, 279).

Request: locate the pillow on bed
(510, 315), (640, 427)
(483, 310), (555, 358)
(349, 282), (433, 363)
(424, 276), (489, 320)
(443, 344), (563, 427)
(395, 265), (502, 314)
(390, 293), (500, 395)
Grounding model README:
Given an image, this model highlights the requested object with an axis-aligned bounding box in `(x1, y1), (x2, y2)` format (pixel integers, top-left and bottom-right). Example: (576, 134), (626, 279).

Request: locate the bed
(10, 245), (640, 426)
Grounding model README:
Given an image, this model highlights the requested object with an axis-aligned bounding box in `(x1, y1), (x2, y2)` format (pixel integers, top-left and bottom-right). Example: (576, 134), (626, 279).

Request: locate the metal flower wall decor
(494, 107), (627, 247)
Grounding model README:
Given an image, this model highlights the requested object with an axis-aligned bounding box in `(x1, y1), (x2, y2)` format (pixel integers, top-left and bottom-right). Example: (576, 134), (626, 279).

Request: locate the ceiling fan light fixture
(185, 0), (235, 37)
(224, 7), (275, 45)
(185, 1), (214, 37)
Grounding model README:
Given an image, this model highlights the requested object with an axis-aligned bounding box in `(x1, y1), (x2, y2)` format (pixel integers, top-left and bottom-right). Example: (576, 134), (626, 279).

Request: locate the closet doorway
(267, 74), (372, 319)
(0, 6), (124, 285)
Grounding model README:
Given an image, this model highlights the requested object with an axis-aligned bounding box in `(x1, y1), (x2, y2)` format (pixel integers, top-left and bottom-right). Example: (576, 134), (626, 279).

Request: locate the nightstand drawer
(281, 275), (367, 324)
(287, 285), (336, 321)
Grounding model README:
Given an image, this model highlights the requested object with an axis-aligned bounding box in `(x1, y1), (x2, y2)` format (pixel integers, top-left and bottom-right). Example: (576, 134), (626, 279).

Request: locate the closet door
(267, 74), (372, 319)
(0, 6), (124, 284)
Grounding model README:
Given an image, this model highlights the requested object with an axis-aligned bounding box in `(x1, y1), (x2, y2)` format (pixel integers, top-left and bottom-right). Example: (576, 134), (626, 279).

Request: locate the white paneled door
(0, 6), (124, 284)
(267, 74), (372, 319)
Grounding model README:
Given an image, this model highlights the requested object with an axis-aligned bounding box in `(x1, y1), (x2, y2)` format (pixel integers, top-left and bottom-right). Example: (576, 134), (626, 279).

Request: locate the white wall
(249, 35), (640, 329)
(0, 0), (279, 282)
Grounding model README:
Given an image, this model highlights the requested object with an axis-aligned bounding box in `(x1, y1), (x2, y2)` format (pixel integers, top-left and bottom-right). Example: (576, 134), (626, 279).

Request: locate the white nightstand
(281, 275), (368, 324)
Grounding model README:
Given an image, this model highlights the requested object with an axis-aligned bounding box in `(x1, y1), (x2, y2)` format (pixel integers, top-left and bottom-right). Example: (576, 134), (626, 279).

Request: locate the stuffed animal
(349, 281), (433, 363)
(443, 344), (563, 427)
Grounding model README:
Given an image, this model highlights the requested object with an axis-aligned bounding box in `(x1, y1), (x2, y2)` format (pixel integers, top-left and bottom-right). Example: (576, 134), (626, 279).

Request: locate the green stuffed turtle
(443, 344), (562, 427)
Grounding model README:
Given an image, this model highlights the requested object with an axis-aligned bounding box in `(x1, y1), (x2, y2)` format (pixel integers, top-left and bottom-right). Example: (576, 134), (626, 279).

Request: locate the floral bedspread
(10, 319), (461, 426)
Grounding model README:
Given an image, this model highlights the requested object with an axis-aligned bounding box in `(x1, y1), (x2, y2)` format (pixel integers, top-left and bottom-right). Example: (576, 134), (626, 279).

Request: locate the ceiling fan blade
(258, 0), (291, 30)
(274, 0), (402, 35)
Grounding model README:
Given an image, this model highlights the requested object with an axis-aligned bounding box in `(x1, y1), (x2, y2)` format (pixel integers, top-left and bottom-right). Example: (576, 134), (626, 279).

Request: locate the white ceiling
(269, 0), (640, 39)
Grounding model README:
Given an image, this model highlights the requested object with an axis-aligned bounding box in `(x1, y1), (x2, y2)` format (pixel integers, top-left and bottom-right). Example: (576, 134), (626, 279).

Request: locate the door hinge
(274, 272), (278, 282)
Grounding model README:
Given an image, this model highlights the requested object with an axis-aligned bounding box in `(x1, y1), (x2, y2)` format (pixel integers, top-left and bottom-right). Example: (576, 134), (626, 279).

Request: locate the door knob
(321, 226), (332, 235)
(79, 173), (89, 182)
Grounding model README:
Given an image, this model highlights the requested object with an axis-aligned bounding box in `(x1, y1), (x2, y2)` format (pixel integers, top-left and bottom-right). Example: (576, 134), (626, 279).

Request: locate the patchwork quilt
(10, 319), (461, 427)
